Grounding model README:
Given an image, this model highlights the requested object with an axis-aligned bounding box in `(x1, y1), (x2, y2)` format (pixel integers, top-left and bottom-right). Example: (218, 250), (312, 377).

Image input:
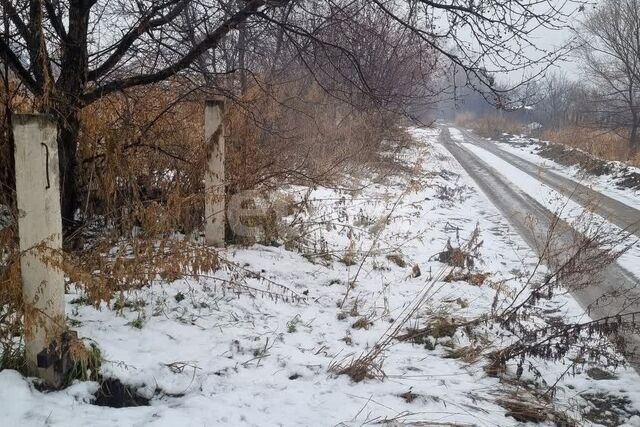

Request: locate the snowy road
(457, 127), (640, 238)
(440, 126), (640, 367)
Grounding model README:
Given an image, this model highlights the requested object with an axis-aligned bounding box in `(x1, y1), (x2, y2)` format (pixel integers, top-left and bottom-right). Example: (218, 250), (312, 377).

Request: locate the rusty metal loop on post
(41, 143), (50, 189)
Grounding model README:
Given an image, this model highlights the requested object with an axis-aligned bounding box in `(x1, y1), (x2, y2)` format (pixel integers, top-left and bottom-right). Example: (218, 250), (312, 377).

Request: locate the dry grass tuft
(444, 271), (489, 286)
(351, 317), (373, 330)
(495, 387), (577, 426)
(431, 225), (482, 269)
(329, 352), (386, 383)
(396, 316), (459, 344)
(398, 389), (420, 403)
(386, 253), (406, 267)
(65, 336), (102, 383)
(444, 345), (483, 363)
(543, 127), (640, 167)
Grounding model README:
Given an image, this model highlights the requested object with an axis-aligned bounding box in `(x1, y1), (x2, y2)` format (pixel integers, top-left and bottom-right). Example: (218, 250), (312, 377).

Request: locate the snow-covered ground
(2, 128), (640, 426)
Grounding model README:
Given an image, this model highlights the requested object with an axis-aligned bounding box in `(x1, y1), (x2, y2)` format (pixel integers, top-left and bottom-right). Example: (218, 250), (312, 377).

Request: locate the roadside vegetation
(456, 113), (640, 168)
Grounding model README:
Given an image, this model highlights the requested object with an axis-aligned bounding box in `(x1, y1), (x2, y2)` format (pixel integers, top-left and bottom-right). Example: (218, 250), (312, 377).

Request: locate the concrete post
(204, 99), (226, 247)
(13, 114), (65, 387)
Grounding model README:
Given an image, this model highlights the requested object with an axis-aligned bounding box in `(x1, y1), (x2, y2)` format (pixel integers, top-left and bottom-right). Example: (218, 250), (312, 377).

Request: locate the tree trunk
(631, 113), (640, 154)
(0, 106), (15, 208)
(1, 0), (15, 208)
(56, 108), (80, 230)
(53, 0), (90, 233)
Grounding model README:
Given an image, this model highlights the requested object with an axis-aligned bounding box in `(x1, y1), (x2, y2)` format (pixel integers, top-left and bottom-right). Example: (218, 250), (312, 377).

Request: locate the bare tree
(535, 72), (578, 129)
(576, 0), (640, 152)
(0, 0), (576, 228)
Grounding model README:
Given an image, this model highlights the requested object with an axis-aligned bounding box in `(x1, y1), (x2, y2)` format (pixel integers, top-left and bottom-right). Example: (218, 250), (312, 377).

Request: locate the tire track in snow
(439, 127), (640, 369)
(455, 127), (640, 238)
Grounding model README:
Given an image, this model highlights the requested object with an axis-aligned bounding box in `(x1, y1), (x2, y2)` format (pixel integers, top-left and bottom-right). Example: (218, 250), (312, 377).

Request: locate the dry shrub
(70, 236), (303, 305)
(487, 205), (637, 403)
(542, 127), (640, 167)
(69, 85), (228, 305)
(76, 78), (410, 242)
(0, 225), (24, 371)
(456, 111), (640, 166)
(78, 83), (206, 235)
(58, 239), (220, 306)
(455, 112), (523, 139)
(226, 78), (410, 193)
(0, 82), (34, 210)
(436, 243), (474, 268)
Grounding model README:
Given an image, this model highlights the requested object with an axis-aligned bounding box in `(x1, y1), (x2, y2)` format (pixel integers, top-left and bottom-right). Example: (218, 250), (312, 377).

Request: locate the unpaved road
(439, 126), (640, 367)
(456, 127), (640, 238)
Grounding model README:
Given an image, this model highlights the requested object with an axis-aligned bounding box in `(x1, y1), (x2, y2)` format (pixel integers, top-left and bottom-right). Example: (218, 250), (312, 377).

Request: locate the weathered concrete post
(13, 114), (65, 387)
(204, 99), (226, 247)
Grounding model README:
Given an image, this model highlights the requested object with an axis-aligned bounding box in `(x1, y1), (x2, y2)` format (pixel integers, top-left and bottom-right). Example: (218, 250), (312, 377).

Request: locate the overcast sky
(524, 21), (581, 80)
(496, 0), (595, 84)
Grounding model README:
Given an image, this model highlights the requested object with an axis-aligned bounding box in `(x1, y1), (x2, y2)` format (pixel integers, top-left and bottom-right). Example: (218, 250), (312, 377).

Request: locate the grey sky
(496, 1), (594, 84)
